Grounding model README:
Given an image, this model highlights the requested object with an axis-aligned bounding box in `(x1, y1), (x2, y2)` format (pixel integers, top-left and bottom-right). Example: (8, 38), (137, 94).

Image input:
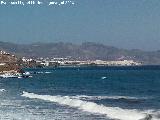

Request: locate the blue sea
(0, 66), (160, 120)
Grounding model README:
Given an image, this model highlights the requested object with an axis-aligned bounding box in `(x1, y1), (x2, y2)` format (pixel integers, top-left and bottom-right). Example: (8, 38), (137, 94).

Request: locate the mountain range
(0, 41), (160, 65)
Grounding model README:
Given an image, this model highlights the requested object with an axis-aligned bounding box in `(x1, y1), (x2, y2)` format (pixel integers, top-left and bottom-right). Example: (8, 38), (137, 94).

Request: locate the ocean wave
(21, 91), (156, 120)
(45, 72), (52, 74)
(101, 76), (107, 79)
(143, 110), (160, 120)
(31, 71), (52, 74)
(0, 89), (6, 92)
(70, 95), (145, 101)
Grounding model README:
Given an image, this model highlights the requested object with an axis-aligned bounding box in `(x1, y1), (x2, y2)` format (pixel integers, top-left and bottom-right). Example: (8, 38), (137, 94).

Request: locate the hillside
(0, 41), (160, 65)
(0, 50), (20, 72)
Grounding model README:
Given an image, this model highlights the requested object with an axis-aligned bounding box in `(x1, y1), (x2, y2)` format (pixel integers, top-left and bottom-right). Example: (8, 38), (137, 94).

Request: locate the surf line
(22, 91), (151, 120)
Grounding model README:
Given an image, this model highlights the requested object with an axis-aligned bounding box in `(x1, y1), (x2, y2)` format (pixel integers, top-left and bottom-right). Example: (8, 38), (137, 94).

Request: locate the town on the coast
(0, 50), (141, 78)
(22, 57), (141, 67)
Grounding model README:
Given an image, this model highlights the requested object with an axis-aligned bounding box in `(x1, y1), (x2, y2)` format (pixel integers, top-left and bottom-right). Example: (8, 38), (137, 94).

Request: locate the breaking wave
(0, 89), (6, 92)
(28, 71), (52, 75)
(21, 91), (159, 120)
(70, 95), (145, 101)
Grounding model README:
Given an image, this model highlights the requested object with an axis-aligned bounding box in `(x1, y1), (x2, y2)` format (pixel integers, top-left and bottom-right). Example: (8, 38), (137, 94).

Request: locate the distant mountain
(1, 41), (160, 65)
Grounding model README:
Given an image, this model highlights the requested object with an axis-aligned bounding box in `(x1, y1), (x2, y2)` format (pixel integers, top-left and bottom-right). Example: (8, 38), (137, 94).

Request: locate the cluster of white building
(92, 60), (141, 66)
(22, 57), (34, 62)
(0, 50), (10, 55)
(0, 50), (16, 58)
(21, 57), (141, 67)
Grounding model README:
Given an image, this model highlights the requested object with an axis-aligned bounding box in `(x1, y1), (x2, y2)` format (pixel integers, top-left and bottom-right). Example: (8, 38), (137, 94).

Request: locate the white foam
(37, 72), (44, 74)
(144, 110), (160, 120)
(101, 76), (107, 79)
(22, 91), (149, 120)
(23, 72), (30, 75)
(0, 89), (6, 92)
(36, 71), (51, 74)
(71, 95), (141, 101)
(45, 72), (51, 74)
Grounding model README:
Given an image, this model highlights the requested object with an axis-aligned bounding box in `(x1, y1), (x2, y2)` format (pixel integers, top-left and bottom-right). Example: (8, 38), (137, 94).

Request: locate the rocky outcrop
(0, 50), (21, 73)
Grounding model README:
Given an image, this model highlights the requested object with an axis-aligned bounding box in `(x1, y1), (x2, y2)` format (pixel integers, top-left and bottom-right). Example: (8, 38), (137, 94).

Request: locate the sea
(0, 66), (160, 120)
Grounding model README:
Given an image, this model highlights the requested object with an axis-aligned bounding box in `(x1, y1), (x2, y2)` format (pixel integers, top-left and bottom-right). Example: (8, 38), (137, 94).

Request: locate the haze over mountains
(1, 41), (160, 65)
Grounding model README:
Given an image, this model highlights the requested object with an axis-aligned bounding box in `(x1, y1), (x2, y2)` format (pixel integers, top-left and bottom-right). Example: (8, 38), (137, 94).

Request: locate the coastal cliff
(0, 50), (22, 74)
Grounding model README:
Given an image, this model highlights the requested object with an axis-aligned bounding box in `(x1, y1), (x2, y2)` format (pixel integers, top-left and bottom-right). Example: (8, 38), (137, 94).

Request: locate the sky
(0, 0), (160, 50)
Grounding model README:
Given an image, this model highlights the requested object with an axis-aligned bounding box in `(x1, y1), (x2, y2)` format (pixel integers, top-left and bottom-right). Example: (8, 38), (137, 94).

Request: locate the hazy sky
(0, 0), (160, 50)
